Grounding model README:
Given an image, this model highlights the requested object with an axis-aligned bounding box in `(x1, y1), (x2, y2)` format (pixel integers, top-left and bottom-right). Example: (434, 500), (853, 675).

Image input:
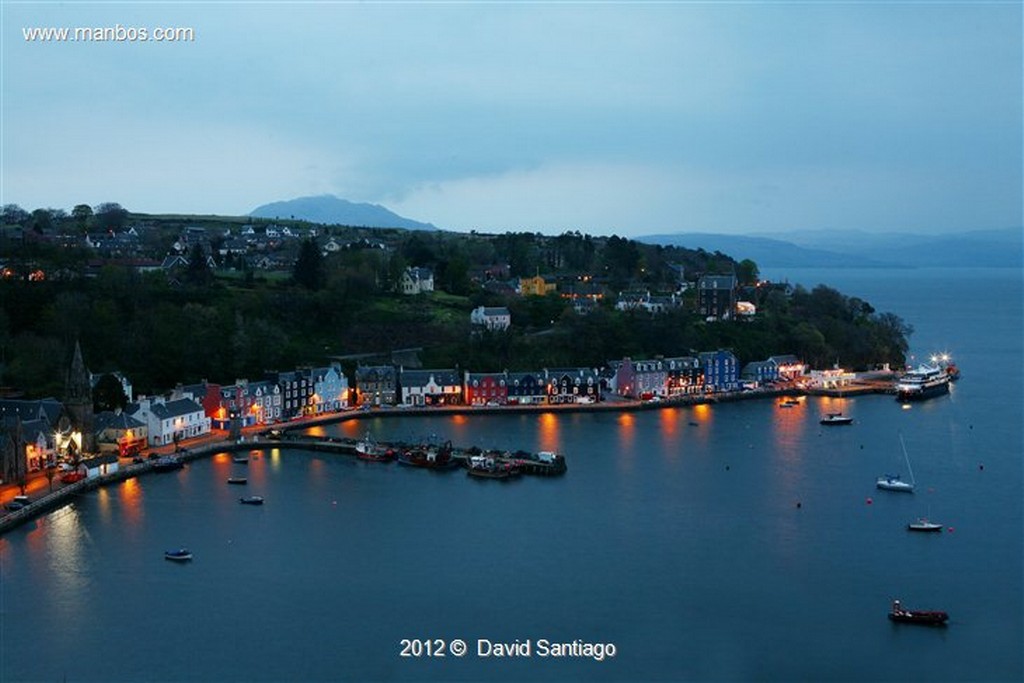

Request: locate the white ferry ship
(895, 364), (951, 402)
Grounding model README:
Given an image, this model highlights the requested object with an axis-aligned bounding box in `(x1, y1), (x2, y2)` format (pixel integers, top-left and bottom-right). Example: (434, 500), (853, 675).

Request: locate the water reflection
(537, 412), (560, 454)
(118, 477), (144, 531)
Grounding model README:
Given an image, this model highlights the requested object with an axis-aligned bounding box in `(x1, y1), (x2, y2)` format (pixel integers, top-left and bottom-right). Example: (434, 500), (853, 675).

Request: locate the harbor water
(1, 267), (1020, 682)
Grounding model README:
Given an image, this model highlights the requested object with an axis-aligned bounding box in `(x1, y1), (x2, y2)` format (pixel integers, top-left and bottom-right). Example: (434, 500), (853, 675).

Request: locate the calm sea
(1, 267), (1020, 683)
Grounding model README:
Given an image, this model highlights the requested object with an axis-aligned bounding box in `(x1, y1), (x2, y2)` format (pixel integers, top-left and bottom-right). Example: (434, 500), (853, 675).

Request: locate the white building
(470, 306), (511, 331)
(127, 396), (211, 446)
(401, 267), (434, 295)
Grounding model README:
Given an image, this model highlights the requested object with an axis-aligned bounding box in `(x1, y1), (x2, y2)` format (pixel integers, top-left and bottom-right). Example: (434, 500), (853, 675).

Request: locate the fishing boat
(466, 455), (518, 480)
(888, 599), (948, 625)
(397, 441), (459, 470)
(355, 434), (395, 462)
(820, 413), (853, 426)
(164, 548), (193, 562)
(877, 434), (916, 493)
(227, 477), (248, 485)
(239, 495), (264, 505)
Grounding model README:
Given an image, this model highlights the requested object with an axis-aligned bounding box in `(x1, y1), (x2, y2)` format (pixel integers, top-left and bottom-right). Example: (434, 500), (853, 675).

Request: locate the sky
(2, 1), (1021, 238)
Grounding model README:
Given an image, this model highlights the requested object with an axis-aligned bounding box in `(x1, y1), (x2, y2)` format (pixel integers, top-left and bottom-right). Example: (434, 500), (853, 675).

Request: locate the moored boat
(164, 548), (193, 562)
(888, 599), (948, 625)
(877, 475), (914, 492)
(239, 495), (264, 505)
(232, 455), (249, 464)
(153, 456), (185, 472)
(877, 434), (916, 493)
(227, 477), (247, 485)
(397, 441), (459, 470)
(355, 434), (395, 462)
(820, 413), (853, 426)
(895, 364), (951, 402)
(466, 455), (519, 480)
(908, 518), (943, 532)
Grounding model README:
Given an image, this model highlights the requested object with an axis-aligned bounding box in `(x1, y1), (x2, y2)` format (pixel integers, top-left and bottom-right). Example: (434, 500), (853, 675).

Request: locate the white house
(470, 306), (511, 331)
(82, 453), (119, 479)
(128, 396), (211, 446)
(401, 267), (434, 295)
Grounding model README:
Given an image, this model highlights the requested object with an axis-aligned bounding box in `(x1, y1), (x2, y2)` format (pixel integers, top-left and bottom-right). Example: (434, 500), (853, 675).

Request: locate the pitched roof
(150, 398), (204, 419)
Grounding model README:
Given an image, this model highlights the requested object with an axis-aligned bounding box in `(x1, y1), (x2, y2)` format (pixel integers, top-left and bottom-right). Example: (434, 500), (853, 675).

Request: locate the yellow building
(519, 275), (556, 297)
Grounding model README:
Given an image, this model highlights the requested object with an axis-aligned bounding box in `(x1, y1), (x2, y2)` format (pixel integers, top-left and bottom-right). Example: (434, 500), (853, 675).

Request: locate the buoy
(866, 497), (873, 505)
(796, 502), (802, 509)
(948, 527), (955, 533)
(979, 463), (984, 470)
(725, 465), (730, 470)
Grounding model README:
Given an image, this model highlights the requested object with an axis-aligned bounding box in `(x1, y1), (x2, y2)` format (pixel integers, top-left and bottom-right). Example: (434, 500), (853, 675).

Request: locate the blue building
(698, 349), (739, 392)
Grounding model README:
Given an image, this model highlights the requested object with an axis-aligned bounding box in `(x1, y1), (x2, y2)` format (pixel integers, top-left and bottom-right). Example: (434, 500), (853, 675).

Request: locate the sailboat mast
(900, 433), (916, 485)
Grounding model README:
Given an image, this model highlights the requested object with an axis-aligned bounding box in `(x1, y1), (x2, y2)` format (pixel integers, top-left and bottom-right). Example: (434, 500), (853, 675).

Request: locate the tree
(94, 202), (128, 231)
(293, 238), (325, 290)
(93, 373), (128, 412)
(186, 243), (213, 287)
(736, 259), (760, 285)
(31, 209), (53, 234)
(72, 204), (93, 232)
(1, 204), (29, 226)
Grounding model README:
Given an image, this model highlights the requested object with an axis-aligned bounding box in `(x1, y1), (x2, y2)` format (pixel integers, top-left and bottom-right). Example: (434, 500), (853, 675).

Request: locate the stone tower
(64, 340), (96, 454)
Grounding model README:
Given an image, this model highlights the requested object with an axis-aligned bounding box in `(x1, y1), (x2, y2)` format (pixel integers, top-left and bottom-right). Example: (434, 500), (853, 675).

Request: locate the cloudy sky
(3, 2), (1020, 237)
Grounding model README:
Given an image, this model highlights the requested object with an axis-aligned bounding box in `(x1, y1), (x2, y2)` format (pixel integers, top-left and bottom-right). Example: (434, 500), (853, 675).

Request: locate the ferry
(895, 364), (950, 402)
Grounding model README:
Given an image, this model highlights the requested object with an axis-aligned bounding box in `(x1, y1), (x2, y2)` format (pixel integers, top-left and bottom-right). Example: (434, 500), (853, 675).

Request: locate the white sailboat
(877, 433), (915, 492)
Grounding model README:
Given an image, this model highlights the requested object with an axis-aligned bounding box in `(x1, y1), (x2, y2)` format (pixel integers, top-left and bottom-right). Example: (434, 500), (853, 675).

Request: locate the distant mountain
(636, 233), (889, 268)
(638, 228), (1022, 268)
(250, 195), (437, 231)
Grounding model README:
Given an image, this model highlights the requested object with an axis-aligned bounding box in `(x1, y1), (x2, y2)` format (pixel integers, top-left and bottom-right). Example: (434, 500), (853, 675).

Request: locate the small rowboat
(227, 477), (248, 485)
(239, 495), (264, 505)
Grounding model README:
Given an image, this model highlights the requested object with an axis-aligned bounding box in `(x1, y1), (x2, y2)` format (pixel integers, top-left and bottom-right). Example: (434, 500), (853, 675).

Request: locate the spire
(66, 340), (92, 404)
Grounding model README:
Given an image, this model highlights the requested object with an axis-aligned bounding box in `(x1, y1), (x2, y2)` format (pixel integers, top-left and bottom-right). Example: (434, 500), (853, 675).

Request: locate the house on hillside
(519, 275), (556, 297)
(470, 306), (511, 331)
(697, 274), (737, 320)
(401, 267), (434, 295)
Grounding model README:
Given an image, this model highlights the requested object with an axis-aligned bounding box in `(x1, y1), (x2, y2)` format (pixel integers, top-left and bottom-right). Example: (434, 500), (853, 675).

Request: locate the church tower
(64, 340), (96, 454)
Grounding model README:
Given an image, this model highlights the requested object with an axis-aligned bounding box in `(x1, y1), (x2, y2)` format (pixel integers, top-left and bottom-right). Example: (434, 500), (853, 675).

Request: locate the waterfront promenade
(0, 375), (894, 534)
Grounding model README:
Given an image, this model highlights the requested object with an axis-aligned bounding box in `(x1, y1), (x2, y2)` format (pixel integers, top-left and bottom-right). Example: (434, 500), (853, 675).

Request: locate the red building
(464, 372), (509, 406)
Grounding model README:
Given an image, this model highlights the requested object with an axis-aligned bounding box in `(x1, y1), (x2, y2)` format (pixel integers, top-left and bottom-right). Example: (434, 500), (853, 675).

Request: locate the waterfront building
(664, 356), (703, 396)
(355, 365), (397, 406)
(127, 396), (210, 446)
(464, 371), (508, 406)
(309, 365), (348, 413)
(544, 368), (602, 404)
(698, 349), (740, 392)
(80, 453), (119, 479)
(506, 372), (547, 405)
(247, 380), (282, 424)
(94, 410), (148, 457)
(398, 368), (463, 406)
(613, 358), (667, 399)
(267, 370), (313, 420)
